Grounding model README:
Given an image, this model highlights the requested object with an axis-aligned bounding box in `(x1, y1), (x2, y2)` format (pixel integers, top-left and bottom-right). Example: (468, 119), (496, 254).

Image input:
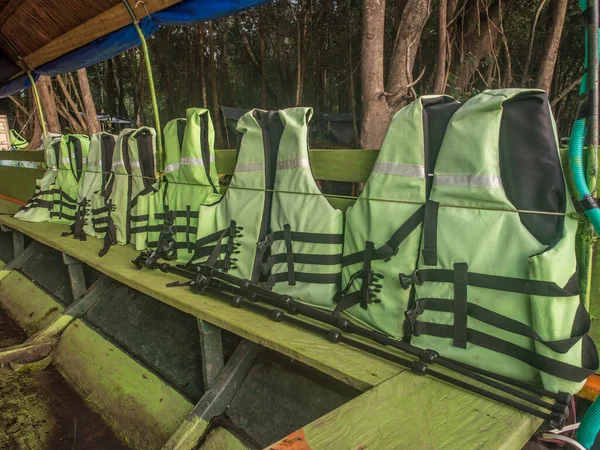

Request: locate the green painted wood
(0, 166), (44, 201)
(0, 150), (45, 162)
(270, 369), (541, 450)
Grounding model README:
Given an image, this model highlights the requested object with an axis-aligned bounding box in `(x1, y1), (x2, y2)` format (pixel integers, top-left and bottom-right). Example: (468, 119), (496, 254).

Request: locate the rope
(50, 167), (570, 217)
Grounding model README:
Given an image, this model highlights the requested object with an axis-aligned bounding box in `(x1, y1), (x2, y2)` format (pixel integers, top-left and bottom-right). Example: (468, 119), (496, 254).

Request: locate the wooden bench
(0, 149), (566, 449)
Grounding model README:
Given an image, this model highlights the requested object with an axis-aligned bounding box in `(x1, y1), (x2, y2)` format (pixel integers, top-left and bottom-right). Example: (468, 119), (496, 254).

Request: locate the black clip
(399, 271), (421, 290)
(256, 233), (273, 252)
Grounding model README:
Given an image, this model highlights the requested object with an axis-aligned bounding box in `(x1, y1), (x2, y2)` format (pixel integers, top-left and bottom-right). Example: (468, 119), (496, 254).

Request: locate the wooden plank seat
(0, 145), (547, 448)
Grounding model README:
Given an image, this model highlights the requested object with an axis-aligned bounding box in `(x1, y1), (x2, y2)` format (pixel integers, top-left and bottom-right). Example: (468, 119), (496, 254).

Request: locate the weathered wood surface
(268, 369), (541, 450)
(0, 198), (543, 449)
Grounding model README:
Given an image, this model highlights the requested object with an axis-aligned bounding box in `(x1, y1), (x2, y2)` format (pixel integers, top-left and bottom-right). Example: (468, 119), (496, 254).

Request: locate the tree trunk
(197, 24), (208, 109)
(385, 0), (431, 111)
(521, 0), (548, 85)
(208, 21), (224, 147)
(27, 112), (42, 150)
(115, 55), (127, 118)
(260, 23), (267, 109)
(56, 75), (88, 133)
(105, 59), (117, 116)
(77, 68), (100, 134)
(453, 0), (505, 93)
(535, 0), (568, 92)
(37, 76), (61, 134)
(433, 0), (448, 93)
(359, 0), (389, 149)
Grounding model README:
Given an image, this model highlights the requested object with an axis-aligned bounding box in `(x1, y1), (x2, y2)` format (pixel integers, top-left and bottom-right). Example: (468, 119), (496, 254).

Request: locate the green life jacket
(261, 108), (344, 309)
(99, 127), (157, 256)
(338, 95), (459, 329)
(91, 134), (119, 241)
(147, 118), (186, 259)
(69, 132), (117, 240)
(189, 110), (281, 281)
(49, 134), (90, 225)
(14, 133), (62, 222)
(10, 129), (28, 149)
(168, 108), (220, 263)
(341, 90), (597, 394)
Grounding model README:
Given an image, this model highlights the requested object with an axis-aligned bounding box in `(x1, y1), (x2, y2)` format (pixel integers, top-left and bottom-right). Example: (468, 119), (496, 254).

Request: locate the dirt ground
(0, 307), (131, 450)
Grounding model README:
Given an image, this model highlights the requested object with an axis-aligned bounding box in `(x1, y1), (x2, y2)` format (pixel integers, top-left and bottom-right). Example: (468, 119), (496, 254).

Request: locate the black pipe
(132, 253), (571, 420)
(196, 265), (570, 405)
(196, 281), (560, 423)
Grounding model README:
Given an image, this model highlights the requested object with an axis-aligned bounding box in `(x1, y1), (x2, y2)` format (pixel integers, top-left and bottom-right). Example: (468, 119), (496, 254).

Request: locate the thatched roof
(0, 0), (182, 83)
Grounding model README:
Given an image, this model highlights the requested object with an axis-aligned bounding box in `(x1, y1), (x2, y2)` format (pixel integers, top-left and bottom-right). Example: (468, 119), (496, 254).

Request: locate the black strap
(59, 190), (77, 204)
(416, 297), (587, 354)
(92, 216), (109, 225)
(194, 229), (228, 248)
(283, 224), (295, 286)
(422, 200), (439, 266)
(94, 226), (108, 233)
(19, 199), (53, 211)
(130, 226), (147, 234)
(269, 271), (341, 285)
(267, 253), (342, 267)
(342, 205), (425, 267)
(186, 206), (192, 254)
(131, 214), (149, 222)
(411, 323), (598, 382)
(271, 230), (343, 244)
(92, 206), (109, 215)
(334, 241), (377, 316)
(412, 269), (578, 297)
(50, 211), (76, 221)
(453, 263), (468, 348)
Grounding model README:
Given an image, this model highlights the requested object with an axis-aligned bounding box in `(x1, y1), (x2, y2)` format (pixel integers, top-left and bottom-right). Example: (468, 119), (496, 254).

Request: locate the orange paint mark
(0, 193), (26, 206)
(268, 429), (310, 450)
(579, 375), (600, 402)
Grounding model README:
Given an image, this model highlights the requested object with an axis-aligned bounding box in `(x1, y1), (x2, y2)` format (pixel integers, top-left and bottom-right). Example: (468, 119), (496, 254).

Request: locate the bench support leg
(62, 253), (87, 301)
(198, 319), (224, 391)
(12, 230), (24, 259)
(161, 339), (261, 450)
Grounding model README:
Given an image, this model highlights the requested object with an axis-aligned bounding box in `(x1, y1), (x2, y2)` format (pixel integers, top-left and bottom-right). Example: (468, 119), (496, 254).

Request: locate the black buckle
(403, 304), (423, 337)
(257, 233), (273, 251)
(399, 271), (420, 290)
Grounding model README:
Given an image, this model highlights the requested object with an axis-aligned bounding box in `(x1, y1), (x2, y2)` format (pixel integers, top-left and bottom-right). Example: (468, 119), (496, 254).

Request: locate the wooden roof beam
(13, 0), (183, 76)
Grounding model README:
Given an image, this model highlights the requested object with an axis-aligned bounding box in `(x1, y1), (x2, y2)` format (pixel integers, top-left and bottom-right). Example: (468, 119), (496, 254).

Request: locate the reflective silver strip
(131, 161), (141, 168)
(372, 162), (425, 178)
(435, 174), (503, 189)
(277, 158), (310, 170)
(235, 162), (265, 172)
(59, 158), (70, 165)
(165, 163), (180, 173)
(112, 160), (125, 169)
(82, 158), (87, 164)
(181, 157), (204, 166)
(86, 160), (102, 168)
(181, 156), (215, 166)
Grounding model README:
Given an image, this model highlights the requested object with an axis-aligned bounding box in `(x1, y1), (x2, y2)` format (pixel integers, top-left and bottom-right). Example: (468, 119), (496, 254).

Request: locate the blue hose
(569, 118), (600, 232)
(577, 397), (600, 449)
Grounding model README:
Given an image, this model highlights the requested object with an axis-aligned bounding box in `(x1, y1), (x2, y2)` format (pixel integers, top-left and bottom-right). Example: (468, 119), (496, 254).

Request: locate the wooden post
(62, 253), (87, 301)
(198, 319), (225, 391)
(12, 230), (24, 259)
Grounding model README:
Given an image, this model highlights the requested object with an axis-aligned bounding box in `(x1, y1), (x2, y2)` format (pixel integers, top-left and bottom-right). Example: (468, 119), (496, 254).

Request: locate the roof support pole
(27, 73), (47, 139)
(122, 0), (164, 172)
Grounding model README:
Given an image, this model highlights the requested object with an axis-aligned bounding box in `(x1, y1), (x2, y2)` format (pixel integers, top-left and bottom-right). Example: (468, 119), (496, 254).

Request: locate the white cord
(548, 423), (581, 434)
(539, 433), (586, 450)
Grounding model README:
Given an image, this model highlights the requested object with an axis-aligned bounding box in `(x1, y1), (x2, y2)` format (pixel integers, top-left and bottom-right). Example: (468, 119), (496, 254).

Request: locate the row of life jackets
(185, 92), (597, 394)
(14, 92), (598, 394)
